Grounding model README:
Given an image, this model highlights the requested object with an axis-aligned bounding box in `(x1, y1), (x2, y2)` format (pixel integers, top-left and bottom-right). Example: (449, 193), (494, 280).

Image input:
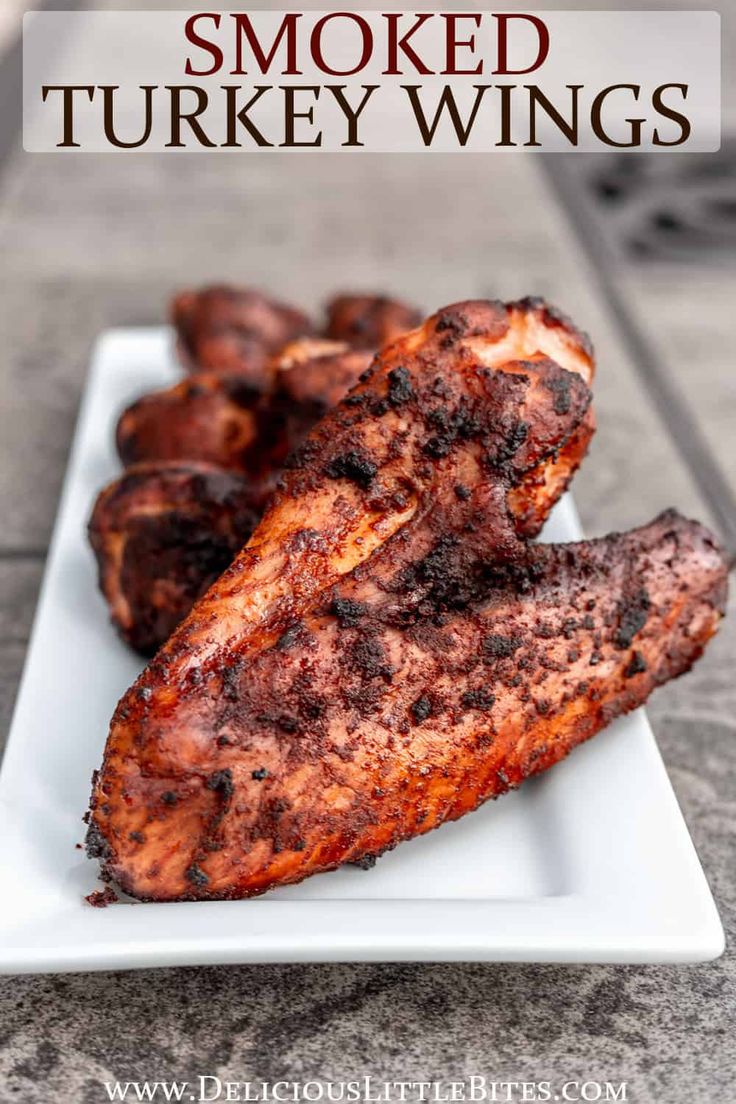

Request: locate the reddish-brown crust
(89, 299), (612, 900)
(149, 300), (594, 666)
(90, 508), (726, 901)
(172, 285), (313, 383)
(324, 294), (423, 349)
(89, 462), (261, 655)
(85, 886), (118, 908)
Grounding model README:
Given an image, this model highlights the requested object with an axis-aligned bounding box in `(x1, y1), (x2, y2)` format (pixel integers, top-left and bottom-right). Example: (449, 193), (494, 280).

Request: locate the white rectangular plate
(0, 328), (724, 972)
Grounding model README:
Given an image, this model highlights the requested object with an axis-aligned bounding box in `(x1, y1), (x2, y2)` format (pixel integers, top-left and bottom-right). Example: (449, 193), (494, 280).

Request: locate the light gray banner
(23, 10), (721, 152)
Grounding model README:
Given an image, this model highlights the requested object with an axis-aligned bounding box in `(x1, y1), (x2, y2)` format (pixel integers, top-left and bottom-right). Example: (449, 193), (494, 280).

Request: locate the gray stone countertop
(0, 37), (734, 1104)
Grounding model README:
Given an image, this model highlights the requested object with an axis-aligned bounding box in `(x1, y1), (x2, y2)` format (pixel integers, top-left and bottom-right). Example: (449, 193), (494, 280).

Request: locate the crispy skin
(172, 285), (313, 383)
(324, 294), (423, 349)
(89, 299), (601, 898)
(116, 375), (262, 472)
(89, 507), (726, 900)
(89, 463), (261, 655)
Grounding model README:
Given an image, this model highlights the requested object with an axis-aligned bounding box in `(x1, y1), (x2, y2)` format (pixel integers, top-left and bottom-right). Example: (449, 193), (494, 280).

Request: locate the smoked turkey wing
(88, 298), (601, 897)
(89, 462), (262, 655)
(89, 508), (726, 900)
(172, 285), (313, 383)
(271, 338), (375, 410)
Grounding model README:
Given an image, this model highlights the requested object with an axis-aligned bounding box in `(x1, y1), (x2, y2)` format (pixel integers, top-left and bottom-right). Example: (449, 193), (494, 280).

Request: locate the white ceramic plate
(0, 329), (724, 972)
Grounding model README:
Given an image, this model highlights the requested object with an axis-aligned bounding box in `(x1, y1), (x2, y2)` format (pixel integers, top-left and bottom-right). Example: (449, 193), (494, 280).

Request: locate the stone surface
(0, 561), (42, 740)
(0, 4), (734, 1102)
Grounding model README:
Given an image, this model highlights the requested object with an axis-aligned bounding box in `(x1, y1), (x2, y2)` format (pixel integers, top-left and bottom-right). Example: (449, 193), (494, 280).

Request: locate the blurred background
(0, 3), (734, 1102)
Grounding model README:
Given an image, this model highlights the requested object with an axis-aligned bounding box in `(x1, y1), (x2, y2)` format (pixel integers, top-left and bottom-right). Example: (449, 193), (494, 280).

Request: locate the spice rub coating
(89, 508), (727, 900)
(122, 299), (595, 671)
(116, 342), (375, 477)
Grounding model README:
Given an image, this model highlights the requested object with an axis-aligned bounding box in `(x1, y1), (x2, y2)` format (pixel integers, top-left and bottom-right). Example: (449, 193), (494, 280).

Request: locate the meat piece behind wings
(115, 343), (374, 476)
(251, 339), (374, 476)
(324, 293), (423, 349)
(172, 285), (313, 384)
(89, 298), (603, 897)
(172, 287), (421, 381)
(89, 463), (261, 654)
(102, 343), (373, 652)
(272, 338), (374, 409)
(116, 375), (261, 472)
